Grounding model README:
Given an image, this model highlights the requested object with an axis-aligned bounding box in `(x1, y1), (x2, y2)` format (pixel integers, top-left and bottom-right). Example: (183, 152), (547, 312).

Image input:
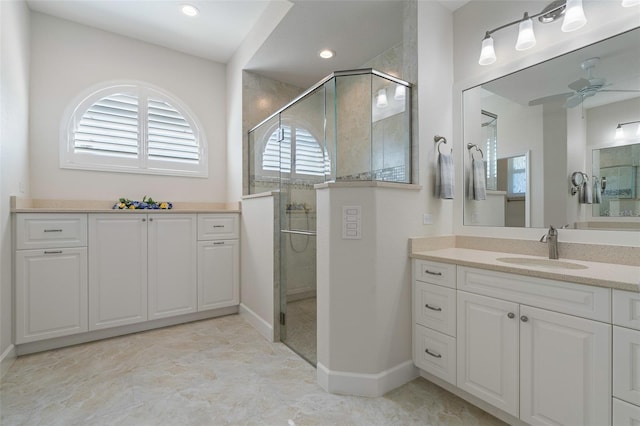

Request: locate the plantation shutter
(147, 98), (199, 162)
(294, 128), (325, 176)
(74, 93), (139, 157)
(262, 125), (326, 177)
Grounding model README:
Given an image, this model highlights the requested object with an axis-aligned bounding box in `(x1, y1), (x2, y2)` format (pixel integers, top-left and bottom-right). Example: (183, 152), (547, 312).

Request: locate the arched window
(61, 82), (207, 177)
(262, 124), (329, 177)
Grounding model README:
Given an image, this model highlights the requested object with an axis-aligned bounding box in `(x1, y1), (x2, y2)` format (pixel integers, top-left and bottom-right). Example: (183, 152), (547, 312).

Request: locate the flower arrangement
(113, 196), (173, 210)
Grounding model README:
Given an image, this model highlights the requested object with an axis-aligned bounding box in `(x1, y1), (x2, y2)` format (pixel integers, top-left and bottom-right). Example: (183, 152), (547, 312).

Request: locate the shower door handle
(281, 229), (317, 236)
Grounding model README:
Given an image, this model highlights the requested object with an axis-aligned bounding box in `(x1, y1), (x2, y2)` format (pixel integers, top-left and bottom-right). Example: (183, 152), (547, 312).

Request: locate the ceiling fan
(528, 57), (640, 108)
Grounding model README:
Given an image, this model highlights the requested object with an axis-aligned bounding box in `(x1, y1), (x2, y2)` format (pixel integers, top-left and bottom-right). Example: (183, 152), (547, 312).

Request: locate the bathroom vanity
(11, 198), (240, 353)
(411, 240), (639, 426)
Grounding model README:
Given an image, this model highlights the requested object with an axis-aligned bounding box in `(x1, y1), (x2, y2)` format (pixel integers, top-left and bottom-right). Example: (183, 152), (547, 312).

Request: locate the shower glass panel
(278, 87), (325, 364)
(246, 69), (411, 366)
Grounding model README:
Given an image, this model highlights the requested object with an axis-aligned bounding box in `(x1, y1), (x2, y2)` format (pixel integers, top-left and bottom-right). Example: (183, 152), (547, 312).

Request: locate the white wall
(29, 12), (228, 203)
(0, 0), (31, 374)
(239, 195), (276, 341)
(452, 0), (640, 245)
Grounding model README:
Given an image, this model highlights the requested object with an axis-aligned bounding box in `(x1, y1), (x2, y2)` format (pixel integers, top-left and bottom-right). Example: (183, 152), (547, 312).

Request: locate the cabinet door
(613, 398), (640, 426)
(89, 215), (147, 330)
(614, 326), (640, 406)
(15, 248), (88, 343)
(148, 214), (197, 319)
(457, 291), (519, 417)
(198, 239), (239, 311)
(520, 305), (611, 426)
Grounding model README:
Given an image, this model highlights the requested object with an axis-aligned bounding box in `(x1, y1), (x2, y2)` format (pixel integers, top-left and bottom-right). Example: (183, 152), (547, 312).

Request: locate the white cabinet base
(613, 398), (640, 426)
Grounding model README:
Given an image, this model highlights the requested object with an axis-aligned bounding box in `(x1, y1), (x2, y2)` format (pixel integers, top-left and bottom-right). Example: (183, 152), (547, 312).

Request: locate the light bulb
(622, 0), (640, 6)
(515, 13), (536, 51)
(615, 124), (624, 140)
(319, 49), (335, 59)
(394, 85), (406, 101)
(562, 0), (587, 32)
(478, 33), (496, 66)
(181, 4), (199, 17)
(376, 89), (388, 108)
(636, 124), (640, 136)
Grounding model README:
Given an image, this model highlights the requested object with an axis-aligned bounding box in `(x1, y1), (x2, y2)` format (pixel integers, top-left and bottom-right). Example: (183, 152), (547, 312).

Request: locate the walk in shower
(247, 69), (411, 365)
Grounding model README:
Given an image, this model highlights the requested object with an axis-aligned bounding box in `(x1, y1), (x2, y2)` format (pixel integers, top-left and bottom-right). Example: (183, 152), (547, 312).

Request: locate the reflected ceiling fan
(528, 57), (640, 108)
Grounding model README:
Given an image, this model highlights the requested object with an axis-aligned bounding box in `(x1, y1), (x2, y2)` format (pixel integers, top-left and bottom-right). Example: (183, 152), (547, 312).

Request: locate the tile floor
(0, 314), (505, 426)
(283, 297), (317, 365)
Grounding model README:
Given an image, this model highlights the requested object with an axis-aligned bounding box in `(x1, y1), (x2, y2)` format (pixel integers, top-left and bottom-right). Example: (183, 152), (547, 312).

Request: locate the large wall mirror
(463, 28), (640, 231)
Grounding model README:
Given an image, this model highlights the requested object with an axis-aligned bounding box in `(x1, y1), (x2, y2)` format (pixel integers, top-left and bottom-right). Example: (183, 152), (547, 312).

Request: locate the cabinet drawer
(414, 324), (456, 386)
(457, 266), (611, 322)
(613, 398), (640, 426)
(614, 290), (640, 330)
(414, 282), (456, 336)
(16, 214), (87, 249)
(197, 214), (239, 240)
(614, 326), (640, 406)
(414, 260), (456, 288)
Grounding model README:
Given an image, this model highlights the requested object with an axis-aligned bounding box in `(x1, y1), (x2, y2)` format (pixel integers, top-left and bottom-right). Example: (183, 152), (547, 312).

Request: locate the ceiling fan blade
(568, 78), (590, 91)
(564, 94), (584, 108)
(528, 92), (573, 106)
(598, 89), (640, 93)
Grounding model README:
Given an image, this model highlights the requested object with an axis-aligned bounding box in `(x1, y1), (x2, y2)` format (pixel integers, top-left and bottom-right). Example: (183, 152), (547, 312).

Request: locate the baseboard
(0, 344), (16, 381)
(239, 303), (274, 342)
(317, 360), (418, 397)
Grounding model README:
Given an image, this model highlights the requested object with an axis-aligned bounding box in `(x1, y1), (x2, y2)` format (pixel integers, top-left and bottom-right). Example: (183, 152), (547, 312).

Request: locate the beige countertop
(10, 197), (241, 214)
(411, 247), (640, 292)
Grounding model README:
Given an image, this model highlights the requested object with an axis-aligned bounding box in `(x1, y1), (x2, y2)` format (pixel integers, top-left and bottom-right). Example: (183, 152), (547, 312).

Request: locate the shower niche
(247, 69), (412, 365)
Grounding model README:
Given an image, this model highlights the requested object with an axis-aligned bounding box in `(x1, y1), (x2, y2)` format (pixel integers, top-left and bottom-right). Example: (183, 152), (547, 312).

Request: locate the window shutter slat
(147, 97), (198, 162)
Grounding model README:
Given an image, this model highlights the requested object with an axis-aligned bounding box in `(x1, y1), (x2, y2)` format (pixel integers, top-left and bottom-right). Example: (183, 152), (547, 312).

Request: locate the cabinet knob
(507, 312), (515, 319)
(520, 315), (529, 322)
(149, 218), (153, 222)
(142, 218), (146, 222)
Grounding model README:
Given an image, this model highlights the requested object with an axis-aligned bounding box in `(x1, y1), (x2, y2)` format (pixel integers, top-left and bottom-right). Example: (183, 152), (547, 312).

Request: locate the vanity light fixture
(615, 120), (640, 139)
(394, 85), (406, 101)
(376, 89), (388, 108)
(622, 0), (640, 7)
(478, 0), (588, 65)
(181, 4), (199, 17)
(318, 49), (335, 59)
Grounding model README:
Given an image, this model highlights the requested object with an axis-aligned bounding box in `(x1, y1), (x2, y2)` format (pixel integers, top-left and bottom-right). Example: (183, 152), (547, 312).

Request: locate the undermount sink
(496, 257), (589, 270)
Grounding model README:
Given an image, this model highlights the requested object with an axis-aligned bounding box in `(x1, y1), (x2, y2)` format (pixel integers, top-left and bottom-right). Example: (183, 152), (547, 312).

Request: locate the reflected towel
(435, 153), (455, 199)
(471, 158), (486, 201)
(593, 177), (602, 204)
(580, 178), (593, 204)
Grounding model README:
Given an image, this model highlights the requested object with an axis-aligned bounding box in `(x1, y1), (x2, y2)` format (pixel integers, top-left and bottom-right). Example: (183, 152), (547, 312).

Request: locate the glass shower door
(278, 87), (326, 365)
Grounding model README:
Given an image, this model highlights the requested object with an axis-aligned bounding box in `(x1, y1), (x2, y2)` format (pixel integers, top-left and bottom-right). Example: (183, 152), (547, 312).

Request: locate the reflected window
(508, 155), (527, 196)
(262, 125), (330, 177)
(481, 110), (498, 190)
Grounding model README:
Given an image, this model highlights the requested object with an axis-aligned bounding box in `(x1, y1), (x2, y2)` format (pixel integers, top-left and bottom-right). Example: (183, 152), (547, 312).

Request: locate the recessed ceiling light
(319, 49), (335, 59)
(181, 4), (199, 17)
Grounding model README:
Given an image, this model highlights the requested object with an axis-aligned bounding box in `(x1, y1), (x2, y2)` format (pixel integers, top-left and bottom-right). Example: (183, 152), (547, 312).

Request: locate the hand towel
(580, 177), (593, 204)
(435, 152), (455, 199)
(593, 177), (602, 204)
(471, 157), (486, 201)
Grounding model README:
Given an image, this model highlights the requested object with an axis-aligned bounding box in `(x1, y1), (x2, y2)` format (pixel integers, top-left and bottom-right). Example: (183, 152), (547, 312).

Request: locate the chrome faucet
(540, 225), (559, 259)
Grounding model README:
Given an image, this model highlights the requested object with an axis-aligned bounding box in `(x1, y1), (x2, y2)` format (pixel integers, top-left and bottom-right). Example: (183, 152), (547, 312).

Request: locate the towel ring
(435, 135), (452, 154)
(466, 143), (484, 161)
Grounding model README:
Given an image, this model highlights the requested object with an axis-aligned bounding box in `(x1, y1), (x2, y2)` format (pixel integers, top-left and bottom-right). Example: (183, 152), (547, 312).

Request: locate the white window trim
(60, 80), (208, 178)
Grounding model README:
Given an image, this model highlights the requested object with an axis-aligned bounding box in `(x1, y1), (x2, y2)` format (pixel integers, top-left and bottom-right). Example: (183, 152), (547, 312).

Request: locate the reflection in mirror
(463, 27), (640, 231)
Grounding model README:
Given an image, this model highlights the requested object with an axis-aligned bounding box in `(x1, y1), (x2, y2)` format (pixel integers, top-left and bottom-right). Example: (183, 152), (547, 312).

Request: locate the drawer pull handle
(425, 348), (442, 358)
(424, 270), (442, 276)
(44, 229), (63, 233)
(425, 304), (442, 312)
(213, 242), (225, 245)
(44, 250), (63, 254)
(520, 315), (529, 323)
(507, 312), (515, 319)
(213, 225), (225, 228)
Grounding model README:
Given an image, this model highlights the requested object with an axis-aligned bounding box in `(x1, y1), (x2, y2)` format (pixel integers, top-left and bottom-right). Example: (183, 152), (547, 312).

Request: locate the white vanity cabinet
(197, 214), (239, 311)
(412, 260), (457, 385)
(89, 214), (149, 330)
(15, 214), (88, 343)
(147, 214), (197, 320)
(457, 266), (611, 426)
(613, 290), (640, 425)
